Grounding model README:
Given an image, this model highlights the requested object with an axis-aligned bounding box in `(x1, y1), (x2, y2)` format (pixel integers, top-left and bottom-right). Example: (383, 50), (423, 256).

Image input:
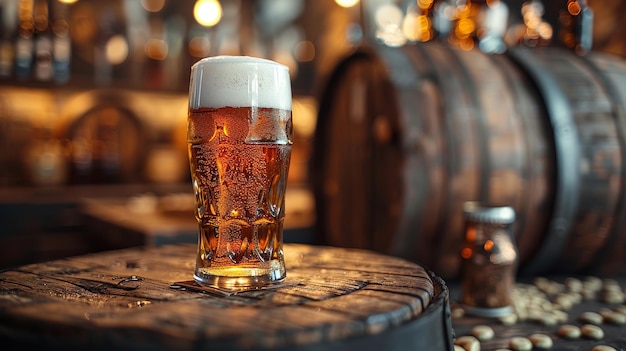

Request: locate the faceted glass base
(194, 259), (286, 289)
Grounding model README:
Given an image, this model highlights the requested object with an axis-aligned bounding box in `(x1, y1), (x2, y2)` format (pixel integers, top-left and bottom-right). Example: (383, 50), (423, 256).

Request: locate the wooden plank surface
(0, 243), (450, 350)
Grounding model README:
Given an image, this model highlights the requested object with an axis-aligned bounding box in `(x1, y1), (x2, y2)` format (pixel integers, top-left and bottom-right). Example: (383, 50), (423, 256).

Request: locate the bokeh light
(335, 0), (359, 9)
(140, 0), (166, 13)
(294, 40), (315, 62)
(144, 39), (168, 61)
(188, 36), (211, 58)
(105, 35), (129, 65)
(194, 0), (222, 27)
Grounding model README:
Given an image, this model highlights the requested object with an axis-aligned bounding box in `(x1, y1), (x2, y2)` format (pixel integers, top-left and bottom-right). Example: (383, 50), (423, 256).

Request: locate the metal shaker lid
(463, 201), (516, 224)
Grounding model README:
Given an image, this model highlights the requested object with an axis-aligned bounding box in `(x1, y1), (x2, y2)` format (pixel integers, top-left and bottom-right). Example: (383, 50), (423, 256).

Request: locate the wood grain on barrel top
(0, 244), (436, 350)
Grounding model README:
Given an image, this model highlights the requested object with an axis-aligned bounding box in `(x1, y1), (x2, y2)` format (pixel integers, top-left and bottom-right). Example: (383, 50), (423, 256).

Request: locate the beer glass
(187, 56), (292, 288)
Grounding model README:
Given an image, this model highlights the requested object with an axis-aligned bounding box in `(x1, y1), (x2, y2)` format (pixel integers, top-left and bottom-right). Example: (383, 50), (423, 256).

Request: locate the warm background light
(194, 0), (222, 27)
(188, 36), (211, 58)
(335, 0), (359, 9)
(106, 35), (129, 65)
(144, 39), (168, 60)
(140, 0), (166, 13)
(294, 40), (315, 62)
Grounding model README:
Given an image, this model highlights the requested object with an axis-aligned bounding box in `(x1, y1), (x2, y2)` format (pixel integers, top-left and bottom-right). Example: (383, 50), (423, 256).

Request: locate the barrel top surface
(0, 243), (439, 350)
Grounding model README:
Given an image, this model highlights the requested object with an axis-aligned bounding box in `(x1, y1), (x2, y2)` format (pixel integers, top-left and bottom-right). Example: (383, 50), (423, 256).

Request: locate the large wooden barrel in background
(312, 43), (626, 278)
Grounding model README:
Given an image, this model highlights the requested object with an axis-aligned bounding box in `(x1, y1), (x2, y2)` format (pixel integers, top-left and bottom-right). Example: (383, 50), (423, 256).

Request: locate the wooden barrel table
(0, 243), (453, 351)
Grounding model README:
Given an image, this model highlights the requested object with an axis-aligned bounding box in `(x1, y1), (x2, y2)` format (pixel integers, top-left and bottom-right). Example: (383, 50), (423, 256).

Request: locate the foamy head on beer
(189, 56), (292, 145)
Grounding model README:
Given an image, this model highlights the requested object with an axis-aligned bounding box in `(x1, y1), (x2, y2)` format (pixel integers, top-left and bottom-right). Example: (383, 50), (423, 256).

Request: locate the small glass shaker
(460, 202), (518, 317)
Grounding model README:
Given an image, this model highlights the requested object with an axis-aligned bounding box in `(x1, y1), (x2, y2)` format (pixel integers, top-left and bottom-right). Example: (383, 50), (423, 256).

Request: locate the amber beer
(188, 56), (292, 288)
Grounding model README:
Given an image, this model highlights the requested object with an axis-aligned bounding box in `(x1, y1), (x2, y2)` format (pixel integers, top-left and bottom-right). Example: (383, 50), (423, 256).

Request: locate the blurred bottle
(558, 0), (593, 55)
(432, 1), (455, 40)
(51, 1), (71, 84)
(15, 0), (35, 80)
(0, 7), (15, 78)
(476, 0), (508, 54)
(33, 0), (52, 81)
(94, 8), (117, 86)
